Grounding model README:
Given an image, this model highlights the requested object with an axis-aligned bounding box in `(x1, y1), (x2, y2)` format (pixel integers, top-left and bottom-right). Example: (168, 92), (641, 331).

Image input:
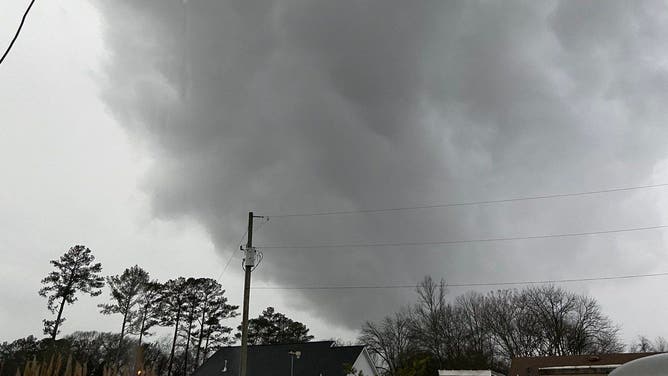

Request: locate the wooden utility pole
(240, 211), (254, 376)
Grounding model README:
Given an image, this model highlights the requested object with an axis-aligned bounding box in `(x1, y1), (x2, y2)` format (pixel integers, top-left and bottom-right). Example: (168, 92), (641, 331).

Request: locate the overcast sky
(2, 0), (668, 346)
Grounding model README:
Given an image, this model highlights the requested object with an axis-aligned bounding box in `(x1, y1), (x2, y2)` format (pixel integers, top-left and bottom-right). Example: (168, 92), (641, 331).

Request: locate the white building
(610, 353), (668, 376)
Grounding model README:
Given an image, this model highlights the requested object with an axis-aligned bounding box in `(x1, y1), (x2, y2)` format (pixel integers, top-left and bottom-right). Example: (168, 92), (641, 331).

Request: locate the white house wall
(350, 348), (379, 376)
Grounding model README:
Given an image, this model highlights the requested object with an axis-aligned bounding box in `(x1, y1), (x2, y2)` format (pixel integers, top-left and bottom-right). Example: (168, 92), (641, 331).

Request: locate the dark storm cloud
(95, 0), (668, 329)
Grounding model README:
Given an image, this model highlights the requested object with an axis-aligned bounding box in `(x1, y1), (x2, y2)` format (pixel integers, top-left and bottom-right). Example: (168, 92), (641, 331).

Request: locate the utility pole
(240, 212), (261, 376)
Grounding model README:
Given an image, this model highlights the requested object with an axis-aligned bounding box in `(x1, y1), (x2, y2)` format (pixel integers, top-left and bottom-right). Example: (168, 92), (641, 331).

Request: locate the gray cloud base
(94, 0), (668, 330)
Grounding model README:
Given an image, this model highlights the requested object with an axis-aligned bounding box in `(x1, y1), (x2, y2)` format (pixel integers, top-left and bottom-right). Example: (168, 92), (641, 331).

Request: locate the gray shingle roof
(193, 341), (366, 376)
(509, 353), (662, 376)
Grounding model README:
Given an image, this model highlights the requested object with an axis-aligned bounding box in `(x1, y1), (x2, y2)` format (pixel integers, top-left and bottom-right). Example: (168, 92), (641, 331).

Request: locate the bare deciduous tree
(629, 335), (668, 352)
(360, 310), (413, 376)
(359, 277), (623, 376)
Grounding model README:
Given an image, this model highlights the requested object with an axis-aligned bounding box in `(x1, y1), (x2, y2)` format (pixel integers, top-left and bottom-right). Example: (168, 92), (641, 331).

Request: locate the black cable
(0, 0), (37, 66)
(258, 224), (668, 249)
(250, 271), (668, 290)
(216, 229), (248, 281)
(217, 217), (271, 280)
(263, 182), (668, 218)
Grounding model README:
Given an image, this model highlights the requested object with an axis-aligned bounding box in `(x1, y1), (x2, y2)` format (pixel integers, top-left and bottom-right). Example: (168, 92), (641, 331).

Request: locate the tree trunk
(138, 305), (148, 347)
(51, 269), (78, 341)
(194, 304), (207, 367)
(203, 330), (211, 360)
(121, 308), (129, 344)
(167, 307), (182, 376)
(116, 308), (129, 364)
(183, 306), (196, 375)
(51, 295), (68, 340)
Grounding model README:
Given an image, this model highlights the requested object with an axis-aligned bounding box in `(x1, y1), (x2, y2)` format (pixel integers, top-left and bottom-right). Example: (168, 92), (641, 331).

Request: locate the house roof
(509, 353), (661, 376)
(193, 341), (368, 376)
(439, 370), (505, 376)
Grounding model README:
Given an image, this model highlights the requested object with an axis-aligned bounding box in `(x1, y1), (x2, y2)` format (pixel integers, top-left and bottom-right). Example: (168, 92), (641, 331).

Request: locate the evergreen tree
(130, 280), (164, 346)
(237, 307), (313, 345)
(180, 278), (202, 376)
(191, 279), (237, 367)
(99, 265), (150, 352)
(160, 277), (188, 376)
(39, 245), (104, 339)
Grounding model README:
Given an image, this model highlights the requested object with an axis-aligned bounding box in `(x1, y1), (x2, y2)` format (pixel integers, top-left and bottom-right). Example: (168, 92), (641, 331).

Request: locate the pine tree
(192, 279), (237, 366)
(129, 280), (163, 346)
(237, 307), (313, 345)
(98, 265), (150, 351)
(39, 245), (104, 339)
(160, 277), (188, 376)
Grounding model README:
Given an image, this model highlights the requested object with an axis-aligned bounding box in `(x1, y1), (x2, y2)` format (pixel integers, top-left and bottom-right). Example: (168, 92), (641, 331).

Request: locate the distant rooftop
(439, 370), (505, 376)
(509, 353), (662, 376)
(192, 341), (372, 376)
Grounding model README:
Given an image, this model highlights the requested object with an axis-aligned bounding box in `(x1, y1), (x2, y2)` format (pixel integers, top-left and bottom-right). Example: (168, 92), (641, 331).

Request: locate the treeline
(5, 245), (663, 376)
(0, 332), (173, 376)
(1, 245), (316, 376)
(9, 245), (238, 376)
(359, 276), (625, 376)
(0, 307), (315, 376)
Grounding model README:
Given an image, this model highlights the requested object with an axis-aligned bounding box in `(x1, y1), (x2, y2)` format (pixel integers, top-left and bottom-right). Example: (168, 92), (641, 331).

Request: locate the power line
(216, 229), (248, 281)
(258, 224), (668, 249)
(263, 182), (668, 218)
(1, 0), (37, 66)
(217, 217), (271, 280)
(250, 271), (668, 290)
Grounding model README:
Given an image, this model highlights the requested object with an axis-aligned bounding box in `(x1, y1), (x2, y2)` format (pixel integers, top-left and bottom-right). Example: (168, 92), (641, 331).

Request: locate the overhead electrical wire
(217, 217), (271, 280)
(263, 182), (668, 218)
(0, 0), (37, 66)
(217, 228), (247, 280)
(231, 184), (668, 290)
(236, 185), (668, 291)
(250, 271), (668, 290)
(258, 224), (668, 249)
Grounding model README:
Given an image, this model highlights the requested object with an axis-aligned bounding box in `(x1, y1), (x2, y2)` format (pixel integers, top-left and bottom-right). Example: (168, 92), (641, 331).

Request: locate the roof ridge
(513, 352), (665, 360)
(218, 340), (336, 348)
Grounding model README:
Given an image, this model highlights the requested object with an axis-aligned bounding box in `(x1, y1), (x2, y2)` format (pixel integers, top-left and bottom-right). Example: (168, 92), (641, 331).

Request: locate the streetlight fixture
(288, 351), (301, 376)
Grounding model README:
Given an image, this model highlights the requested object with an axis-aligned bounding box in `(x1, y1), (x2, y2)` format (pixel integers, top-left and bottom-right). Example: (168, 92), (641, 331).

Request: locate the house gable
(350, 347), (379, 376)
